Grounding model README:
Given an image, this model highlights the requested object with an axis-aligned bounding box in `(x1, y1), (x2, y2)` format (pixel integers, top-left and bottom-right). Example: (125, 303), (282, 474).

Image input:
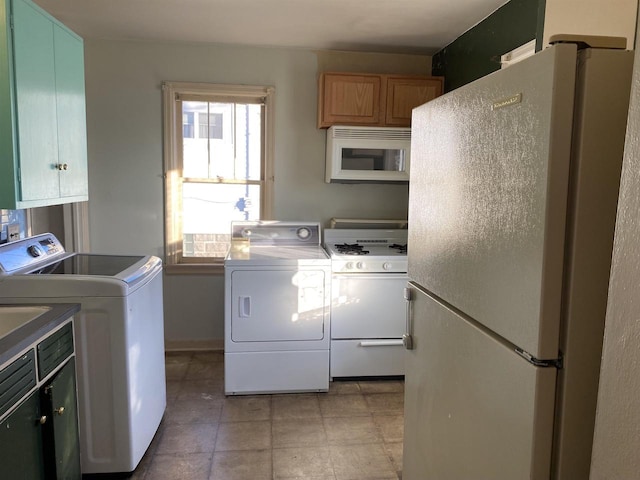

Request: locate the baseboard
(165, 338), (224, 352)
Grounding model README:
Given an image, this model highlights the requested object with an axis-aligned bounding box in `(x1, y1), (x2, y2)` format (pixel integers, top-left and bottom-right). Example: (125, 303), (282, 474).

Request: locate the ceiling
(33, 0), (509, 55)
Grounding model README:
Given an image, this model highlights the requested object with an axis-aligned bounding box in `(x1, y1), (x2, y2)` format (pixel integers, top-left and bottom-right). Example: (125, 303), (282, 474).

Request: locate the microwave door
(325, 126), (411, 183)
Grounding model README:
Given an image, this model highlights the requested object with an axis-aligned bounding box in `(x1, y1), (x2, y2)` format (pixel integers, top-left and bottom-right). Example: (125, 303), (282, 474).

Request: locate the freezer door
(403, 284), (556, 480)
(408, 44), (579, 359)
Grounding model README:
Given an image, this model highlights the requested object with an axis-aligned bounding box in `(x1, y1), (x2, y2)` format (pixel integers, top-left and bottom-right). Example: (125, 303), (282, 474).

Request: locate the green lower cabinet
(0, 391), (47, 479)
(42, 358), (81, 480)
(0, 357), (81, 480)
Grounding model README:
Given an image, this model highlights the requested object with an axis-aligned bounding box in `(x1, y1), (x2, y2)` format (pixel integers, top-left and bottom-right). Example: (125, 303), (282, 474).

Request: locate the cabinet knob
(57, 163), (69, 171)
(55, 407), (65, 416)
(39, 415), (48, 425)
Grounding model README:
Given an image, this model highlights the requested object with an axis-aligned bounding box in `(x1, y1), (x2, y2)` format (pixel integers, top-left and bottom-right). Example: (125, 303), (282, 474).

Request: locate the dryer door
(230, 269), (327, 342)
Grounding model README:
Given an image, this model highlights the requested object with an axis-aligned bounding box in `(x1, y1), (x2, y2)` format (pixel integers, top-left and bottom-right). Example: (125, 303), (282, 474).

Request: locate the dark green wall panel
(433, 0), (546, 92)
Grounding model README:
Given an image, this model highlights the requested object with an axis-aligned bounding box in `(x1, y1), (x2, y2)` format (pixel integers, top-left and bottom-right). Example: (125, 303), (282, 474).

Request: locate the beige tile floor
(130, 351), (404, 480)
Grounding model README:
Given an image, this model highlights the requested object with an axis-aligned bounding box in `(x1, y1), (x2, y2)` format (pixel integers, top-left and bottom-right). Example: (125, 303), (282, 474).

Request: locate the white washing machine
(0, 233), (166, 474)
(224, 221), (331, 395)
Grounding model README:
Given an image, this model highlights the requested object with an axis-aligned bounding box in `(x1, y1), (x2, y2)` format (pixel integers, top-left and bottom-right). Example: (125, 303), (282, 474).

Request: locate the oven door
(330, 273), (407, 338)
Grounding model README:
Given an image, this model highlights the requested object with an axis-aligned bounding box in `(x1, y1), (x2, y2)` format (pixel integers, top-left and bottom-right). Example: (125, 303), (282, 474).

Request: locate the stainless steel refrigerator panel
(551, 48), (633, 479)
(408, 44), (579, 359)
(403, 284), (557, 480)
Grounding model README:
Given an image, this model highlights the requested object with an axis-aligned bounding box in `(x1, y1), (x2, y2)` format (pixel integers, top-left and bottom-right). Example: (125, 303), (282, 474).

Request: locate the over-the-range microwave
(325, 125), (411, 183)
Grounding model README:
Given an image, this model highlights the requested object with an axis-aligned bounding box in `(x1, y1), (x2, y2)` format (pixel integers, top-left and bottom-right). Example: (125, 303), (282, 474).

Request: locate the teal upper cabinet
(12, 0), (59, 203)
(0, 0), (88, 209)
(53, 24), (88, 199)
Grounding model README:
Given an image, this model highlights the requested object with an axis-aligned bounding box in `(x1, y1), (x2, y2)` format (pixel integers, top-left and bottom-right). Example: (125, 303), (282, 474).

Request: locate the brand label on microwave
(491, 93), (522, 110)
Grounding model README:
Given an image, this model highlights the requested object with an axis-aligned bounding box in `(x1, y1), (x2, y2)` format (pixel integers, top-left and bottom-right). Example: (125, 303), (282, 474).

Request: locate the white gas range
(324, 228), (408, 379)
(324, 229), (408, 273)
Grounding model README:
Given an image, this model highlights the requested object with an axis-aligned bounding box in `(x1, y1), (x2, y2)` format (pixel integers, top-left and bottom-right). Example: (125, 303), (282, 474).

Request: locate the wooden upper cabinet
(385, 76), (443, 126)
(318, 73), (383, 127)
(318, 72), (443, 128)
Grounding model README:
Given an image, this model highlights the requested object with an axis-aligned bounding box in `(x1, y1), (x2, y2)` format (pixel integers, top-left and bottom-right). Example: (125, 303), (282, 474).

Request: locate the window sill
(164, 263), (224, 275)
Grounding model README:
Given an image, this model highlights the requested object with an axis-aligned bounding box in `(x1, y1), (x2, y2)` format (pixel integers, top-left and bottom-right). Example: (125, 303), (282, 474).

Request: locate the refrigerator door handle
(403, 286), (414, 350)
(515, 348), (563, 369)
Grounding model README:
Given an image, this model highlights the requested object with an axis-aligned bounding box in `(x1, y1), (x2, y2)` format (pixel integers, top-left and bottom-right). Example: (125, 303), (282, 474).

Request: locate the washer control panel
(0, 233), (66, 275)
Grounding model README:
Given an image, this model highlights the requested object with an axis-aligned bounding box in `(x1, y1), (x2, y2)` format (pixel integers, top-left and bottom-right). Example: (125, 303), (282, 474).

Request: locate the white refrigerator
(403, 42), (633, 479)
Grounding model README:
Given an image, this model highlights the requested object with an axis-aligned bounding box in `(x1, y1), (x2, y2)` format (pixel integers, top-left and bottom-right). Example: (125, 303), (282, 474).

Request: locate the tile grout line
(157, 352), (402, 479)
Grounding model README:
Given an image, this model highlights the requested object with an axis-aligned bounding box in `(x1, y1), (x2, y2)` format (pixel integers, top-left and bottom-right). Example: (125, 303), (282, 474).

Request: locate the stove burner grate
(389, 244), (407, 254)
(334, 243), (370, 255)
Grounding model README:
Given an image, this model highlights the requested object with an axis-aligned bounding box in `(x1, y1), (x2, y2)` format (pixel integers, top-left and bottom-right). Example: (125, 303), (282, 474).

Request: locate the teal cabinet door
(54, 24), (88, 199)
(0, 0), (88, 209)
(12, 0), (59, 202)
(0, 391), (47, 479)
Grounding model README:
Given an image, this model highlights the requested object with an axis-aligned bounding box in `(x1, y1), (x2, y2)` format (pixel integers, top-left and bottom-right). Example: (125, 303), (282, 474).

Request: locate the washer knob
(27, 245), (42, 257)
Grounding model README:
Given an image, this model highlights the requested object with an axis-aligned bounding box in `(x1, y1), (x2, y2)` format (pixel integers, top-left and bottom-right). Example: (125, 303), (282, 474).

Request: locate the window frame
(162, 81), (275, 274)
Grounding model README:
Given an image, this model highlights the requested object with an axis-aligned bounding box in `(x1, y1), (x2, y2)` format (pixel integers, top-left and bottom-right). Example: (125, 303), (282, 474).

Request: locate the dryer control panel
(231, 221), (321, 246)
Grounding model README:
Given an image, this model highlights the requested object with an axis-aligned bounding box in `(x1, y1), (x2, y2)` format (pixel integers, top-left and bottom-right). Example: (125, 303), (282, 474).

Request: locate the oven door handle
(359, 339), (404, 347)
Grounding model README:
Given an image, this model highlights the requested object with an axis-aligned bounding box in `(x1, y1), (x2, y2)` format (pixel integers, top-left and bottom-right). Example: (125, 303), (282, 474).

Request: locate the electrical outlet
(7, 223), (20, 242)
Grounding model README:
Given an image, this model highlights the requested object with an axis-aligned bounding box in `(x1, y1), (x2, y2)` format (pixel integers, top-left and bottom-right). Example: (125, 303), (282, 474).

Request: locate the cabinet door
(385, 76), (443, 126)
(43, 358), (81, 480)
(0, 391), (46, 480)
(54, 24), (88, 199)
(319, 73), (382, 127)
(12, 0), (59, 201)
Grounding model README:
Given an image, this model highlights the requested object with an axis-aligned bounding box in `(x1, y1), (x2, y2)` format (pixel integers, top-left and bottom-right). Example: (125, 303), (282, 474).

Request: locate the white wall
(83, 39), (430, 347)
(543, 0), (638, 49)
(590, 18), (640, 479)
(29, 205), (64, 239)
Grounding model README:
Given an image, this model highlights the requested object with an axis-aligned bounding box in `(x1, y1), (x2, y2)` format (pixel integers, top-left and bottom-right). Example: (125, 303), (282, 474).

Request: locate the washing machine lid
(0, 233), (162, 295)
(32, 254), (146, 276)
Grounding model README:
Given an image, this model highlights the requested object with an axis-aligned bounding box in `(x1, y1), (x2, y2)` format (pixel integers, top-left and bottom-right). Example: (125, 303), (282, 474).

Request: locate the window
(162, 82), (274, 272)
(182, 112), (194, 138)
(197, 112), (223, 139)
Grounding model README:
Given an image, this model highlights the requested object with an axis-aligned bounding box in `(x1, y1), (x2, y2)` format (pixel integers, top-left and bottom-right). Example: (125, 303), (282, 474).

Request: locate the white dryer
(224, 221), (331, 395)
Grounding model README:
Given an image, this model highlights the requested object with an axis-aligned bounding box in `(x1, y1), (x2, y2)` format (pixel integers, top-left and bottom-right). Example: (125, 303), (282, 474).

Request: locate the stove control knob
(345, 262), (353, 270)
(356, 262), (365, 270)
(383, 262), (392, 271)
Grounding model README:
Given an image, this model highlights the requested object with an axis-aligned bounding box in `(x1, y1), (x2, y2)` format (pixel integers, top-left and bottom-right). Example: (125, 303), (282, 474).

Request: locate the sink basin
(0, 306), (52, 339)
